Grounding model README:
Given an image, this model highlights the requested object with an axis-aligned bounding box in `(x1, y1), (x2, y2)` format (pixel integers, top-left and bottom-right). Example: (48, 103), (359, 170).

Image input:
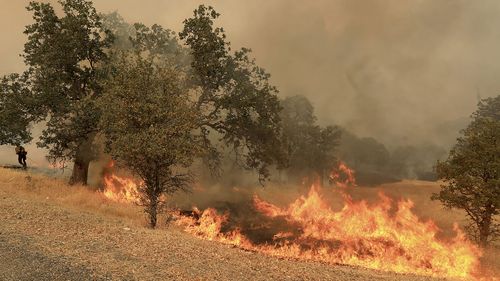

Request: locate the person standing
(15, 146), (27, 168)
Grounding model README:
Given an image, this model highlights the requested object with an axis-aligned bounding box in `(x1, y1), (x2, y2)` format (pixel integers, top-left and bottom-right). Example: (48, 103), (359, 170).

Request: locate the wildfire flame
(252, 185), (480, 278)
(102, 161), (141, 204)
(329, 161), (356, 188)
(176, 207), (251, 246)
(100, 160), (485, 279)
(175, 163), (483, 279)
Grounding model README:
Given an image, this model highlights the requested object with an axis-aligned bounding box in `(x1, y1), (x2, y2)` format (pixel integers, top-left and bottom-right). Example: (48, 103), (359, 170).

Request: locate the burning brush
(173, 163), (483, 280)
(174, 184), (482, 279)
(102, 162), (484, 279)
(101, 161), (142, 204)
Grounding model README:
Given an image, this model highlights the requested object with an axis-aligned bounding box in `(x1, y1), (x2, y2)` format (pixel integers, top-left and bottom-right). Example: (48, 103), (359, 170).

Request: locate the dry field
(0, 167), (497, 280)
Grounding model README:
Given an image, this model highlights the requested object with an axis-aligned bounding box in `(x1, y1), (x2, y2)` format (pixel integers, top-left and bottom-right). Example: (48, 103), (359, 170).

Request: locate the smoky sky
(1, 0), (499, 148)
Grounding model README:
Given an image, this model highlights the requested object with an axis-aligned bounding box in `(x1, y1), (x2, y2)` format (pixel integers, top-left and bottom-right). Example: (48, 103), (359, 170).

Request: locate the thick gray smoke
(1, 0), (498, 160)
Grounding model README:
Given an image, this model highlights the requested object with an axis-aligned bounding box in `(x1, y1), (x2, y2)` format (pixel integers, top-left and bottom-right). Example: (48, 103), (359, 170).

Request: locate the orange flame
(175, 164), (483, 279)
(176, 208), (251, 246)
(102, 161), (142, 204)
(329, 161), (356, 187)
(252, 185), (481, 278)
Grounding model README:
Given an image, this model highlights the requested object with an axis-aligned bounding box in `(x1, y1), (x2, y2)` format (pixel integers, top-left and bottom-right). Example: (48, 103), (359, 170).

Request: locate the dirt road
(0, 232), (110, 281)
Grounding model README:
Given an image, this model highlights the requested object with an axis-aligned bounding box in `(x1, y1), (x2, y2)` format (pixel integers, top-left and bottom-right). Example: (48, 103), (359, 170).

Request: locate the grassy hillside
(0, 168), (497, 280)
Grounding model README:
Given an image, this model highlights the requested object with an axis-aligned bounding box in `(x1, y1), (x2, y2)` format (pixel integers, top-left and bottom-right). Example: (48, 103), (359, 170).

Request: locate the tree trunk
(479, 221), (491, 247)
(478, 206), (493, 247)
(148, 191), (158, 228)
(69, 152), (90, 186)
(145, 175), (160, 228)
(149, 203), (158, 228)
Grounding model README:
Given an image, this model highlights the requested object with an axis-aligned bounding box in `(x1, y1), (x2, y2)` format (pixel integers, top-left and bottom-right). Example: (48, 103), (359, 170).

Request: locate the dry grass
(0, 168), (444, 280)
(0, 168), (144, 226)
(0, 167), (498, 279)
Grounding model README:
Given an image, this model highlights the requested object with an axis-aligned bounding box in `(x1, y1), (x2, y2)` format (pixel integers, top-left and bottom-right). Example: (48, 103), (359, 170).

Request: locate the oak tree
(23, 0), (112, 184)
(179, 5), (286, 182)
(99, 53), (202, 228)
(433, 96), (499, 246)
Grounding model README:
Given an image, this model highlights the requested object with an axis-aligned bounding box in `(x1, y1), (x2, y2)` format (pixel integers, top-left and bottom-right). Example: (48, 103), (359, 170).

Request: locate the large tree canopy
(102, 12), (190, 73)
(179, 5), (286, 182)
(10, 2), (286, 188)
(23, 0), (112, 184)
(433, 96), (500, 246)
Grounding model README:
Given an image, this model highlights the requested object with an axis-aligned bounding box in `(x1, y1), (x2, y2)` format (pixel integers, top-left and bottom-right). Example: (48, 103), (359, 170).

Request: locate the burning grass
(3, 167), (498, 280)
(175, 184), (482, 279)
(0, 168), (143, 225)
(100, 165), (498, 280)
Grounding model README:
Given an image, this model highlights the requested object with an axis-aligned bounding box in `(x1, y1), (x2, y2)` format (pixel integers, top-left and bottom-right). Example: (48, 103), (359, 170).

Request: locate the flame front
(176, 208), (251, 246)
(102, 162), (141, 204)
(176, 164), (482, 279)
(101, 161), (484, 278)
(252, 185), (480, 278)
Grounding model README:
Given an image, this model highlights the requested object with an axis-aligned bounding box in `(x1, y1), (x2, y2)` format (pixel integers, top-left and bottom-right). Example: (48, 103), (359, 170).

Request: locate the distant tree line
(279, 95), (341, 184)
(278, 94), (448, 186)
(337, 130), (448, 185)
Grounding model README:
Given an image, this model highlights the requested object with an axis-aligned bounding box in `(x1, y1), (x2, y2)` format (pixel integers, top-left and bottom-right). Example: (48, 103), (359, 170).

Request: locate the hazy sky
(1, 0), (499, 149)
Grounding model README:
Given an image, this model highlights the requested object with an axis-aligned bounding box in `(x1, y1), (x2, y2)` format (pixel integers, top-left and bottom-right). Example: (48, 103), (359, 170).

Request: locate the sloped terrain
(0, 168), (496, 280)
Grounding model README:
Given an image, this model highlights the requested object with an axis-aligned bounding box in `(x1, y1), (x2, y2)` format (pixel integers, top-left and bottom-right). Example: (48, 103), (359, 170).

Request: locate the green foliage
(179, 5), (228, 92)
(132, 24), (183, 59)
(179, 5), (286, 182)
(280, 95), (341, 182)
(433, 96), (500, 246)
(23, 0), (112, 183)
(0, 73), (34, 145)
(99, 53), (202, 227)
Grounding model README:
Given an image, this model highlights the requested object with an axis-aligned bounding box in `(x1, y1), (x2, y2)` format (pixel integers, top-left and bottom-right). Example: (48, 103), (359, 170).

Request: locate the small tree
(99, 54), (201, 228)
(433, 96), (499, 246)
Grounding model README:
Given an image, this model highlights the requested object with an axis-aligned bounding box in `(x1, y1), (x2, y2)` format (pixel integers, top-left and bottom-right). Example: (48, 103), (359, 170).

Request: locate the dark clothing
(18, 153), (27, 167)
(16, 146), (27, 168)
